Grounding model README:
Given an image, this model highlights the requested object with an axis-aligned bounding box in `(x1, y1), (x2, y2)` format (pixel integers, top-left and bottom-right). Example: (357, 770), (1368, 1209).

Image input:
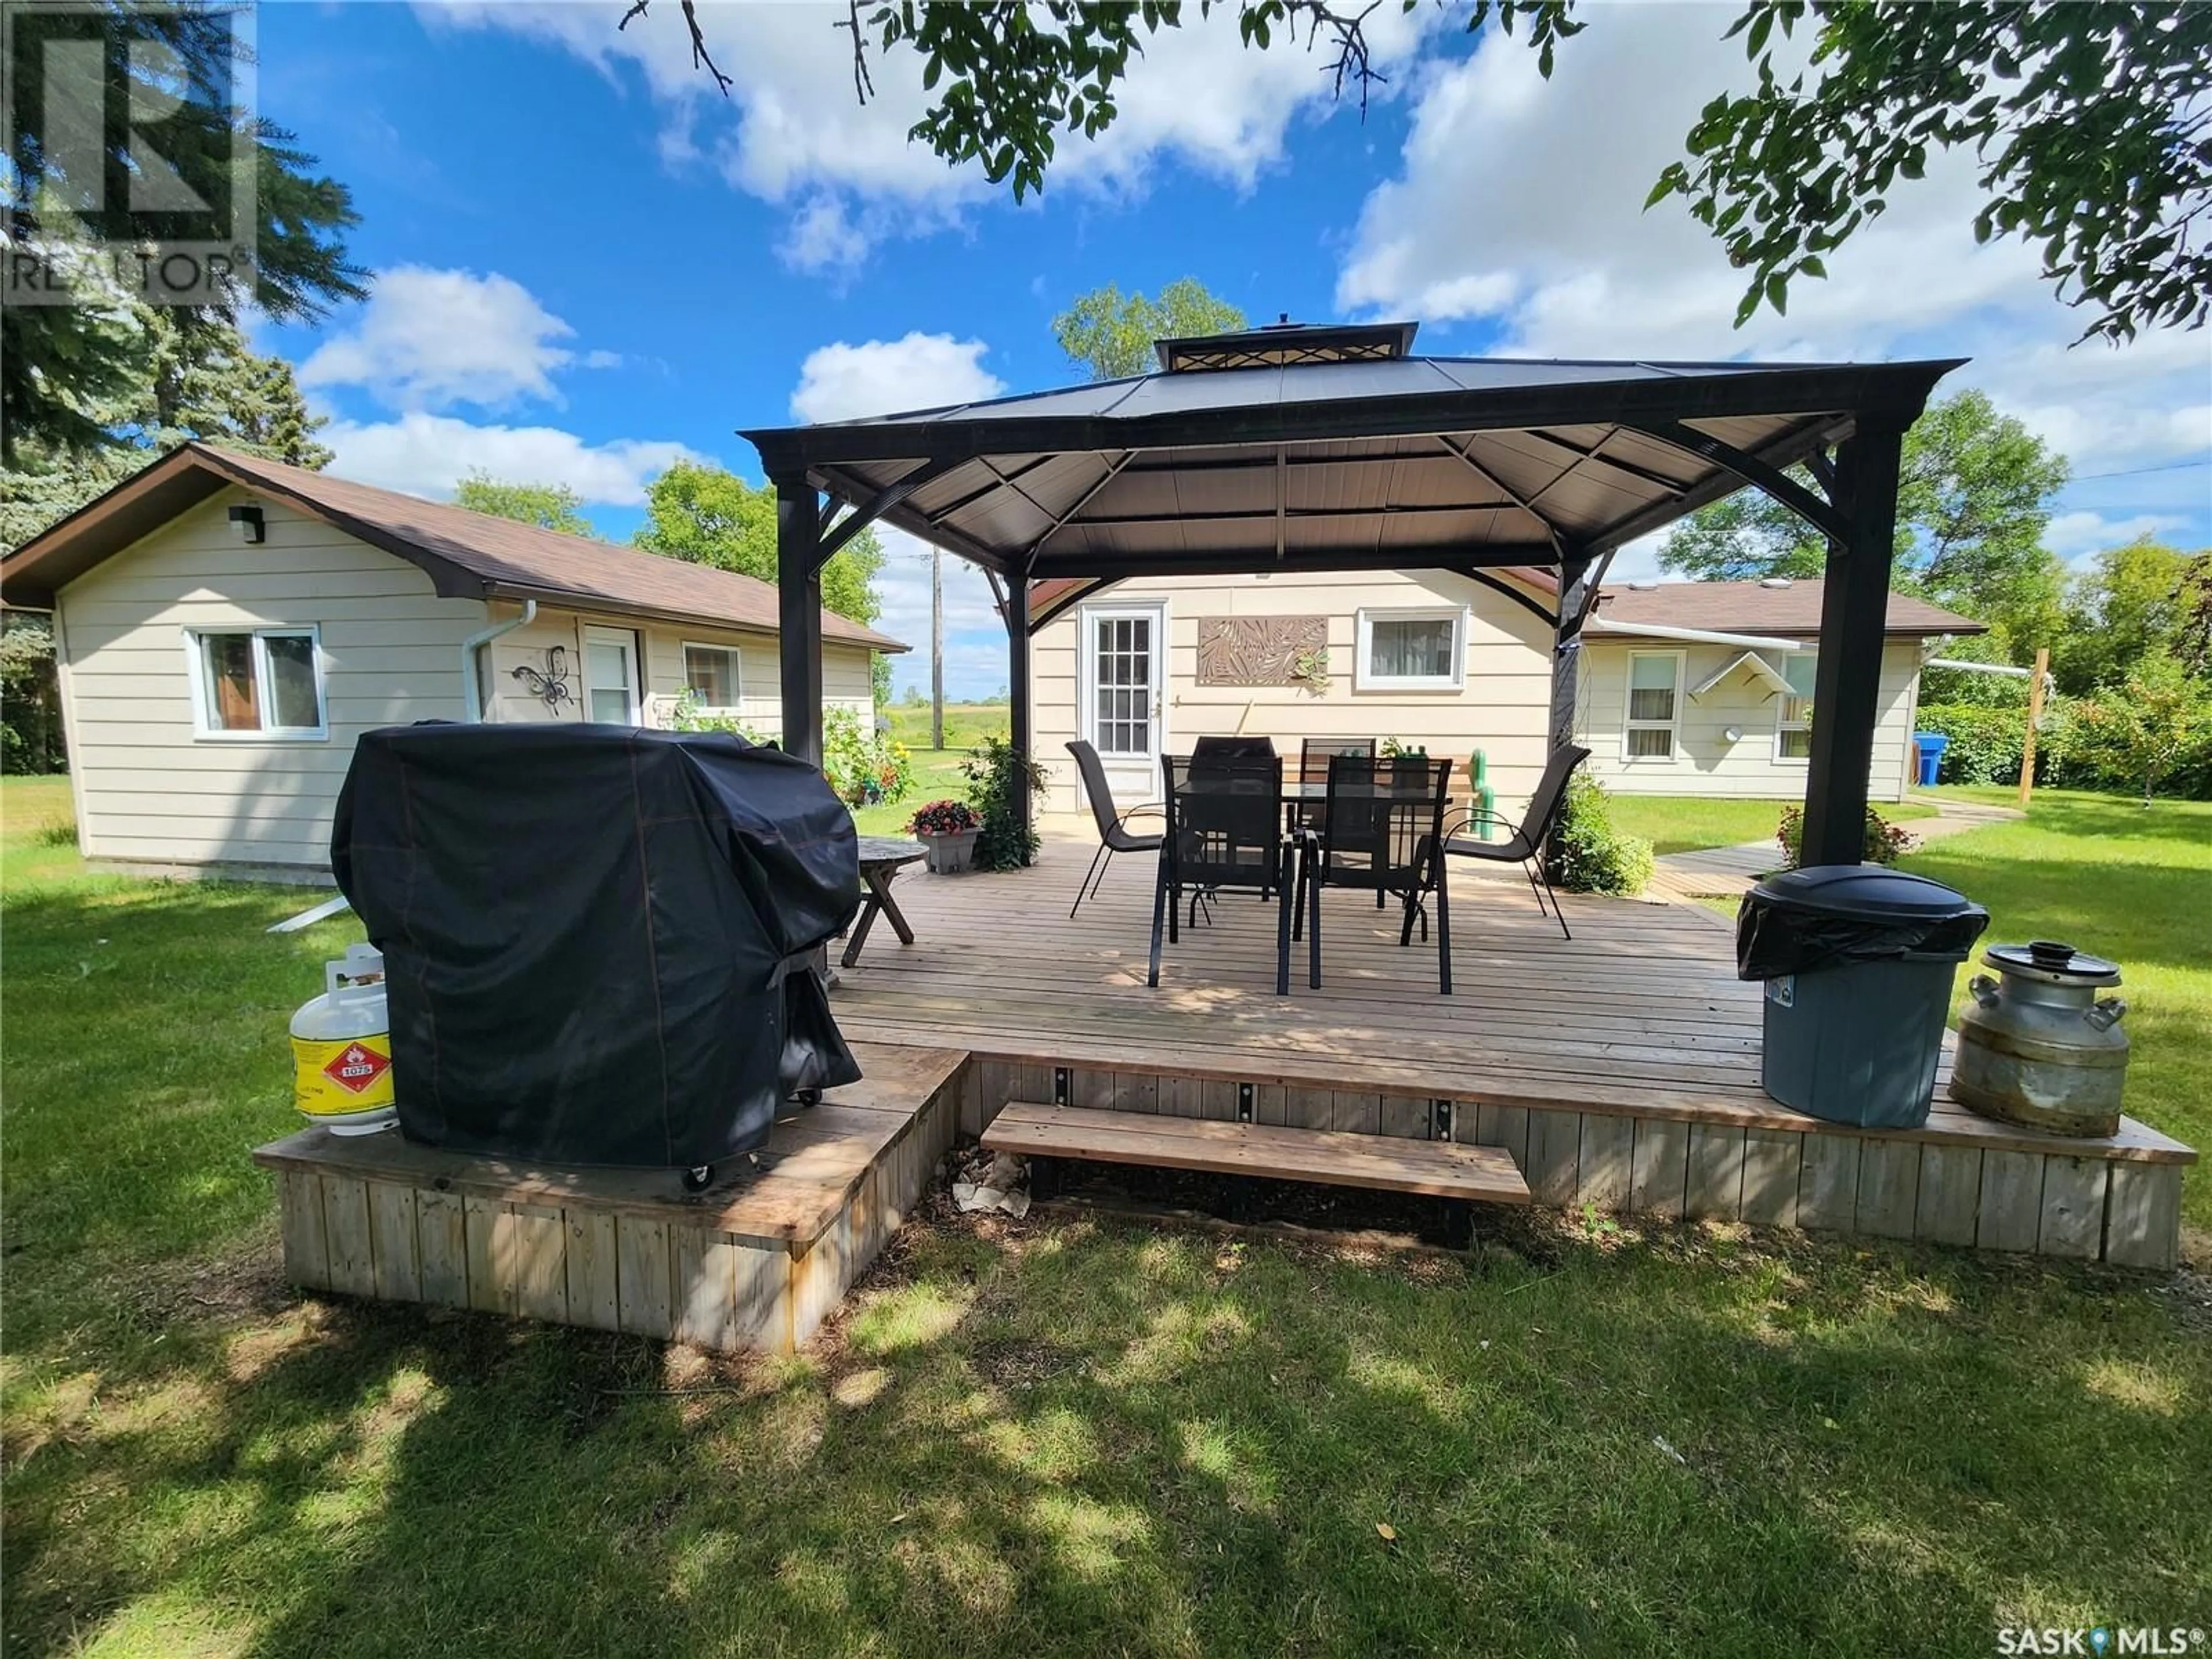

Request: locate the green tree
(2056, 650), (2212, 804)
(635, 462), (891, 702)
(2054, 539), (2203, 696)
(654, 1), (2209, 341)
(1660, 389), (2068, 653)
(1052, 278), (1246, 380)
(4, 2), (366, 464)
(453, 474), (595, 536)
(1, 313), (331, 556)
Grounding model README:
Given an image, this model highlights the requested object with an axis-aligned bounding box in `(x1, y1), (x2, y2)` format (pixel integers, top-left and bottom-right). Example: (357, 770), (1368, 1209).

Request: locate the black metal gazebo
(743, 321), (1959, 867)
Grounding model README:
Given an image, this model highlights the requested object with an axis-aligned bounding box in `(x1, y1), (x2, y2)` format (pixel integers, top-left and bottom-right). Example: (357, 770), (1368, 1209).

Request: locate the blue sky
(254, 2), (2211, 699)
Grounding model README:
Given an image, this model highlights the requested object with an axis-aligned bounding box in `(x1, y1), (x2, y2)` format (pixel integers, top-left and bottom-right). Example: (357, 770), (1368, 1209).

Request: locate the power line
(2070, 457), (2211, 482)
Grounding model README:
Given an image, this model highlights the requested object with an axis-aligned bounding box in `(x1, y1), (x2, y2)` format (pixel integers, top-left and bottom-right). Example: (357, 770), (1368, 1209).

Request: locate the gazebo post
(1005, 574), (1033, 847)
(1800, 417), (1906, 866)
(1550, 554), (1598, 753)
(775, 475), (824, 766)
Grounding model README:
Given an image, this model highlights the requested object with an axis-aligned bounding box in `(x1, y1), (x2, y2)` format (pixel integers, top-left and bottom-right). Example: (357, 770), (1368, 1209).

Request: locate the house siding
(56, 488), (487, 873)
(1577, 637), (1923, 802)
(482, 606), (874, 737)
(1032, 569), (1555, 819)
(55, 487), (884, 876)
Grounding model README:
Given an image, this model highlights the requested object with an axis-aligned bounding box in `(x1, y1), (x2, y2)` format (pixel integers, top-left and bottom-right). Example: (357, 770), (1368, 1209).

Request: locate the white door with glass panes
(582, 626), (641, 725)
(1079, 602), (1167, 810)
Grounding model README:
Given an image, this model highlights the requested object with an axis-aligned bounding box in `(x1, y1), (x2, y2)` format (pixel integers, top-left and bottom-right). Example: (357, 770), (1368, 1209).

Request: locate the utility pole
(930, 548), (945, 751)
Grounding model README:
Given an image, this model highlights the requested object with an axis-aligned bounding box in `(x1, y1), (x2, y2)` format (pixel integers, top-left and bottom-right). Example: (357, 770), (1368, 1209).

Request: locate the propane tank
(290, 944), (397, 1135)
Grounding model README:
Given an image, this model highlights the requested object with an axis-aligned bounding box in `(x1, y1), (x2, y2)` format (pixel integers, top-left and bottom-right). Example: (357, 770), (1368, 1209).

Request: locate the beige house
(1, 444), (904, 879)
(1029, 567), (1978, 821)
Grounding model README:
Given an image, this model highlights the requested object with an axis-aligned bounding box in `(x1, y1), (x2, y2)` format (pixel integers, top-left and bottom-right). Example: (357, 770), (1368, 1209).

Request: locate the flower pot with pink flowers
(908, 800), (983, 874)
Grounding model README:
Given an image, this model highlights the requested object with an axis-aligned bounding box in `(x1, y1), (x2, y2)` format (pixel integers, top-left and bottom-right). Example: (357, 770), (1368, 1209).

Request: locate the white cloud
(424, 0), (1436, 267)
(301, 266), (609, 412)
(323, 412), (707, 507)
(2045, 510), (2191, 565)
(790, 332), (1005, 424)
(1335, 10), (2211, 529)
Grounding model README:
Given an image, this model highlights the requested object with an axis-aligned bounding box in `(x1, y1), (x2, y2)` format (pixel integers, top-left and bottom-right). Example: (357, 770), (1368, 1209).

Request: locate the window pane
(1369, 618), (1455, 679)
(1783, 654), (1818, 697)
(1629, 654), (1679, 691)
(1778, 728), (1813, 759)
(202, 634), (261, 730)
(684, 645), (738, 706)
(1627, 727), (1673, 758)
(588, 688), (631, 723)
(1628, 687), (1675, 722)
(264, 634), (320, 729)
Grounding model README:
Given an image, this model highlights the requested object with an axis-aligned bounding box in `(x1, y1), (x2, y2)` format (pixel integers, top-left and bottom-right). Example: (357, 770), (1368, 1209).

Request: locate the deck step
(982, 1101), (1531, 1206)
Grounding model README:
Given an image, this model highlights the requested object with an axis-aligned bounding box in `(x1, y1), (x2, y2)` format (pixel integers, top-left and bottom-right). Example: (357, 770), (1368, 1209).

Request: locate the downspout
(459, 599), (536, 721)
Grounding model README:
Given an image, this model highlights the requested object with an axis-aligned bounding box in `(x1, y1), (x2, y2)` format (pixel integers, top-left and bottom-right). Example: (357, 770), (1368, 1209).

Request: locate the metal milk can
(1948, 940), (2128, 1138)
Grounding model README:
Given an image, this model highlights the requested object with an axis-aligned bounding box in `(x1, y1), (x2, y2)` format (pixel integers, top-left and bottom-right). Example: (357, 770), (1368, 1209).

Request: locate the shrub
(2044, 652), (2212, 802)
(1776, 804), (1916, 868)
(961, 734), (1047, 871)
(908, 799), (980, 836)
(1550, 772), (1653, 897)
(669, 694), (914, 810)
(1913, 702), (2033, 786)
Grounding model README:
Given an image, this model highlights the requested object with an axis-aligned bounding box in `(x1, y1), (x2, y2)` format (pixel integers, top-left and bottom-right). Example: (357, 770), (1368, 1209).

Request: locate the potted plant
(908, 799), (983, 874)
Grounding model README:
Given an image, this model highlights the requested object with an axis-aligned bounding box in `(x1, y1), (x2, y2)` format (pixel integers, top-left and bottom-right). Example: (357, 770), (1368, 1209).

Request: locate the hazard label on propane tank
(323, 1042), (391, 1094)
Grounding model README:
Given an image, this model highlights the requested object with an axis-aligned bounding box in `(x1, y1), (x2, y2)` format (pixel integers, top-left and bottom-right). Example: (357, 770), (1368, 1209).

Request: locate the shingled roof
(0, 442), (907, 652)
(1594, 577), (1982, 638)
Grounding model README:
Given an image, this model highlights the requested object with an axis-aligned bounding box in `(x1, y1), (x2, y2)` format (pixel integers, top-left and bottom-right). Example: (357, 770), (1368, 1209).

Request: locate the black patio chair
(1294, 753), (1455, 994)
(1065, 740), (1164, 919)
(1439, 744), (1591, 941)
(1293, 737), (1374, 836)
(1149, 753), (1293, 995)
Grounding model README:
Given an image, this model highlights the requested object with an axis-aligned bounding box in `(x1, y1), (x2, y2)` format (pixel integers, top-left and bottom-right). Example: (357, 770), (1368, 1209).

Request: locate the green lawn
(885, 700), (1010, 751)
(849, 748), (972, 836)
(3, 775), (2209, 1655)
(1605, 793), (1938, 857)
(1896, 789), (2212, 1230)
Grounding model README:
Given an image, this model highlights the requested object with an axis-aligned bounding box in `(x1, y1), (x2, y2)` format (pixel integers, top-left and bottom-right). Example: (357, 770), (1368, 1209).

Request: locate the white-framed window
(1623, 650), (1683, 760)
(1354, 606), (1467, 691)
(581, 625), (640, 725)
(1775, 652), (1817, 760)
(681, 642), (743, 711)
(185, 626), (327, 740)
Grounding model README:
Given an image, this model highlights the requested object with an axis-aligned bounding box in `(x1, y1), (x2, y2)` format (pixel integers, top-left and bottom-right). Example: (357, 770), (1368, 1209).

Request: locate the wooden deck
(256, 1042), (964, 1353)
(837, 835), (2192, 1266)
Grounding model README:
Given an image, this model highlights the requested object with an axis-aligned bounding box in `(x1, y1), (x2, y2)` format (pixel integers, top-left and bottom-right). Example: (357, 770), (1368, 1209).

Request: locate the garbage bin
(1912, 732), (1949, 787)
(1737, 865), (1988, 1127)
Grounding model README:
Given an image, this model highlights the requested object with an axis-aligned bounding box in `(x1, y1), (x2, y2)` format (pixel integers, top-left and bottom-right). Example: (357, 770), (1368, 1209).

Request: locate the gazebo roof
(741, 329), (1961, 585)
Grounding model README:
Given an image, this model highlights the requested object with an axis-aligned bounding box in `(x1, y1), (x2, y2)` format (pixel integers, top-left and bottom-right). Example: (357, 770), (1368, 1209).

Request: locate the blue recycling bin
(1913, 732), (1949, 786)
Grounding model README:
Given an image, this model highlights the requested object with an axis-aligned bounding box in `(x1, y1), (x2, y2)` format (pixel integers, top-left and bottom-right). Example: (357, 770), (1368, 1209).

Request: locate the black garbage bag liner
(332, 722), (863, 1168)
(1736, 863), (1988, 981)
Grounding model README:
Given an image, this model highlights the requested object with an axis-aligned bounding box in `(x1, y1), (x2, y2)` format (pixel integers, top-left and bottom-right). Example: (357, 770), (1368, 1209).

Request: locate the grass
(4, 774), (2210, 1654)
(885, 700), (1009, 751)
(1896, 789), (2212, 1232)
(1606, 793), (1938, 858)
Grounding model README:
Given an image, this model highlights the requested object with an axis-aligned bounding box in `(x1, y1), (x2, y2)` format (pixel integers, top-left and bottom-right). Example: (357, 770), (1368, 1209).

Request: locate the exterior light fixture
(1722, 725), (1745, 744)
(228, 505), (266, 544)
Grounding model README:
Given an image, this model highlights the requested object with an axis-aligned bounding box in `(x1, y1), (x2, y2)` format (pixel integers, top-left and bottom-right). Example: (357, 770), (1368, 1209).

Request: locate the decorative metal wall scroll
(1195, 616), (1330, 687)
(510, 644), (574, 712)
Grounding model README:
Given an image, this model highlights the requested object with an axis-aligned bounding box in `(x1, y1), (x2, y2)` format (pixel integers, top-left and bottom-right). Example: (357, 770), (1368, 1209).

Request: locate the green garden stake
(1469, 748), (1496, 841)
